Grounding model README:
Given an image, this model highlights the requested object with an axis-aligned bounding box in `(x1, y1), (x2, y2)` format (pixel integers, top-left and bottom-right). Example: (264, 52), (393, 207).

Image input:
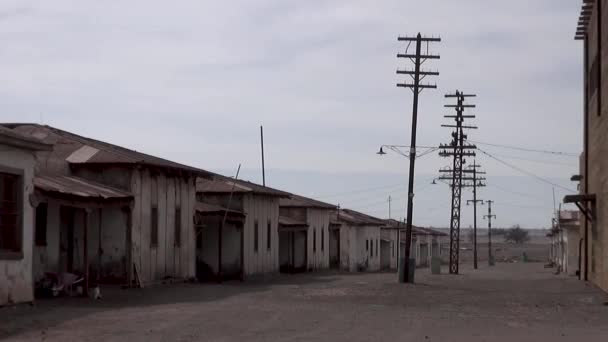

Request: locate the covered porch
(32, 175), (133, 297)
(195, 202), (245, 282)
(279, 216), (308, 274)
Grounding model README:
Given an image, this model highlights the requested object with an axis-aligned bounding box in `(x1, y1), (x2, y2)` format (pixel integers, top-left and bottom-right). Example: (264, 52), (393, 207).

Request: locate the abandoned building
(279, 194), (337, 272)
(0, 123), (214, 289)
(0, 127), (51, 306)
(196, 177), (289, 279)
(548, 210), (580, 276)
(333, 209), (385, 272)
(569, 0), (608, 293)
(381, 219), (447, 270)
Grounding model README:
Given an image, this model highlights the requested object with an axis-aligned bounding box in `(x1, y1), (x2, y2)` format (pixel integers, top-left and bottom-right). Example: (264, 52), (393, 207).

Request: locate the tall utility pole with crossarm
(396, 33), (440, 283)
(438, 91), (477, 275)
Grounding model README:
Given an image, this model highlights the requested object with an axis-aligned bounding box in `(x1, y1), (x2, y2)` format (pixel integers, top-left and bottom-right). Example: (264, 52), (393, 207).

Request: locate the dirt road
(2, 263), (607, 341)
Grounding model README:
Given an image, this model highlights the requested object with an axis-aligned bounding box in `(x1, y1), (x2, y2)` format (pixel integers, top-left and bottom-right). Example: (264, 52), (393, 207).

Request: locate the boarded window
(0, 172), (22, 256)
(370, 239), (373, 257)
(35, 203), (48, 246)
(321, 227), (324, 251)
(313, 229), (317, 252)
(254, 220), (259, 252)
(174, 208), (181, 247)
(267, 220), (271, 250)
(151, 206), (158, 247)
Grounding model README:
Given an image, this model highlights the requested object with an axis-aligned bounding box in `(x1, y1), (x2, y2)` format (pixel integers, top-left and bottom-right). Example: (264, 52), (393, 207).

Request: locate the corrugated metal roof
(197, 176), (290, 197)
(34, 175), (132, 200)
(195, 202), (245, 217)
(279, 216), (308, 227)
(279, 193), (337, 209)
(2, 124), (213, 177)
(336, 209), (385, 226)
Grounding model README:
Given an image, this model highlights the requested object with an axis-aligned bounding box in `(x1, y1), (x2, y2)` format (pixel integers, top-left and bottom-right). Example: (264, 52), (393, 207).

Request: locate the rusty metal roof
(336, 209), (385, 226)
(279, 215), (308, 227)
(197, 176), (290, 197)
(34, 175), (132, 200)
(195, 202), (245, 217)
(2, 124), (213, 177)
(279, 193), (337, 209)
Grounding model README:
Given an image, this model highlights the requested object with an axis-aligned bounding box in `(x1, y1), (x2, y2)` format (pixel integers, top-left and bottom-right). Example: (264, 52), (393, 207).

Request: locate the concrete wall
(582, 1), (608, 293)
(130, 169), (196, 284)
(242, 194), (279, 276)
(0, 145), (36, 306)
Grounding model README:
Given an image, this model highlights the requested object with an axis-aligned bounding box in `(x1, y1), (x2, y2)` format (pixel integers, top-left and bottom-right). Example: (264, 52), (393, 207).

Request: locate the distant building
(0, 127), (51, 306)
(549, 211), (581, 276)
(568, 1), (608, 292)
(382, 219), (448, 269)
(333, 209), (385, 272)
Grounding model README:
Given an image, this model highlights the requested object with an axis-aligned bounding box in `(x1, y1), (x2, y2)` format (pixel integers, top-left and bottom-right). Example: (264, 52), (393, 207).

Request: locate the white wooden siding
(130, 169), (197, 284)
(242, 194), (279, 276)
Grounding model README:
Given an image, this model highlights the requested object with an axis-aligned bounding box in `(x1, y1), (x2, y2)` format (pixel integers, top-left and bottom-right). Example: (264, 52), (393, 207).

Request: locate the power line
(315, 182), (404, 199)
(477, 148), (577, 193)
(484, 151), (578, 167)
(468, 140), (579, 157)
(484, 182), (549, 202)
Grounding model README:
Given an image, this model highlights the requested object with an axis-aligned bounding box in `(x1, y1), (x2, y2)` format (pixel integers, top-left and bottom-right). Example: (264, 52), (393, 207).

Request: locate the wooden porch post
(218, 221), (223, 283)
(83, 208), (91, 297)
(124, 205), (133, 287)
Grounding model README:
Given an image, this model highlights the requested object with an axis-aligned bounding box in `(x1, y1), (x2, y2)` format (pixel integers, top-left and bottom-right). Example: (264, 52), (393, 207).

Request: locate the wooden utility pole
(484, 200), (496, 266)
(388, 196), (392, 220)
(260, 126), (266, 186)
(438, 91), (477, 275)
(396, 33), (440, 283)
(465, 161), (486, 269)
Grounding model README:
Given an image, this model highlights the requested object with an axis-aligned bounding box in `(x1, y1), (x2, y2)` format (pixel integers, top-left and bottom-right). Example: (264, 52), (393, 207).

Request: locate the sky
(0, 0), (583, 228)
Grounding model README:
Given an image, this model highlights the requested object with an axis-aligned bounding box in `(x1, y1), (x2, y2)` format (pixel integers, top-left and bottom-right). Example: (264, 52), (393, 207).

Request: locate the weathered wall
(583, 0), (608, 293)
(306, 208), (330, 270)
(33, 202), (60, 280)
(279, 231), (290, 268)
(130, 169), (196, 284)
(0, 146), (36, 306)
(242, 194), (279, 276)
(33, 204), (128, 282)
(339, 225), (381, 272)
(294, 231), (307, 268)
(197, 216), (242, 277)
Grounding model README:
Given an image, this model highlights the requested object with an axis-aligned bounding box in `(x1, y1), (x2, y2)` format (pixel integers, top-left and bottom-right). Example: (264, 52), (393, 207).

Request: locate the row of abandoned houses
(548, 210), (581, 276)
(0, 123), (447, 306)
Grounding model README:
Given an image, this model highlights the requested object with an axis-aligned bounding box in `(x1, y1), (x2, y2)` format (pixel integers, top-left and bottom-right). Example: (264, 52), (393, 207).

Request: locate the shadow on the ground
(0, 271), (340, 340)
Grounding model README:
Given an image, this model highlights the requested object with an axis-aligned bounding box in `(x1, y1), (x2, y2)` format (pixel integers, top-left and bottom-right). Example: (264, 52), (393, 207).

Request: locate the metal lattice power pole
(465, 161), (486, 270)
(484, 200), (496, 266)
(396, 33), (440, 283)
(438, 91), (477, 275)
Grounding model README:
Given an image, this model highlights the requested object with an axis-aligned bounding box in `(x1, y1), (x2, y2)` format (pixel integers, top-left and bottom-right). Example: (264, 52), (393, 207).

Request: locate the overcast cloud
(0, 0), (582, 228)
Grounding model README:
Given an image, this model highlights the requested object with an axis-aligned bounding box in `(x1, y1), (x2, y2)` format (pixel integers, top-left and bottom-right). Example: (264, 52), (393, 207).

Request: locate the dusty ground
(2, 263), (608, 342)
